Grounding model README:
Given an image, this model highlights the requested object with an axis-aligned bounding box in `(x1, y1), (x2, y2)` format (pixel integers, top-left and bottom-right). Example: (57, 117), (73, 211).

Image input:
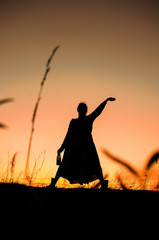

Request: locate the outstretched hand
(106, 97), (116, 102)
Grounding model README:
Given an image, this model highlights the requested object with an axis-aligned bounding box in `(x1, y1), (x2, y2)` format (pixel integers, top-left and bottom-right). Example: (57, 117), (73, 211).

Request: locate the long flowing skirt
(58, 141), (103, 184)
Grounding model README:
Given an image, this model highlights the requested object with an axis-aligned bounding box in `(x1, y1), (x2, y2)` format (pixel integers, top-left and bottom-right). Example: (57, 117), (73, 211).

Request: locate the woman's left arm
(57, 120), (73, 154)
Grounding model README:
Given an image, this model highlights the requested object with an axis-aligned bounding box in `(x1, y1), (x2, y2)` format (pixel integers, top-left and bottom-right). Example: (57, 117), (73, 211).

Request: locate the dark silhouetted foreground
(0, 183), (159, 238)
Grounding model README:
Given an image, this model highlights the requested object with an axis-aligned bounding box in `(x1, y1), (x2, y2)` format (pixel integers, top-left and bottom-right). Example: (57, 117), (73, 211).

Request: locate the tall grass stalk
(24, 46), (60, 180)
(10, 152), (18, 182)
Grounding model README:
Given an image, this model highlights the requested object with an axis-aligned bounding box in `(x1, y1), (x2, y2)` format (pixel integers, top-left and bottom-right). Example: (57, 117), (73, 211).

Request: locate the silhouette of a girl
(51, 97), (116, 188)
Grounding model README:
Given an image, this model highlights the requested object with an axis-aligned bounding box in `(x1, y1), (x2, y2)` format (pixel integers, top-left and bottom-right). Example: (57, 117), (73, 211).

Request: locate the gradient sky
(1, 0), (159, 185)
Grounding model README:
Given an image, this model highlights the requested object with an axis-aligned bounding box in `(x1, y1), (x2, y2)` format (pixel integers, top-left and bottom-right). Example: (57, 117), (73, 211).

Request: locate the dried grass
(102, 148), (159, 190)
(10, 152), (18, 182)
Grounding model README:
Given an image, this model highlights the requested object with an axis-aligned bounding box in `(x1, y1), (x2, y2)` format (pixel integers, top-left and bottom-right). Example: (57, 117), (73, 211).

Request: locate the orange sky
(1, 0), (159, 187)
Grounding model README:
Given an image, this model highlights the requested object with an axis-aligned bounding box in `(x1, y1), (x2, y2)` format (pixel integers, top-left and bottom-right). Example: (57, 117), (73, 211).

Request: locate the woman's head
(77, 102), (88, 116)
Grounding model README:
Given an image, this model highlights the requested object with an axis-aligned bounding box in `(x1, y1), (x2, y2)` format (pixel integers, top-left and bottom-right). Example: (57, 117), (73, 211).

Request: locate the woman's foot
(48, 178), (56, 188)
(101, 180), (109, 189)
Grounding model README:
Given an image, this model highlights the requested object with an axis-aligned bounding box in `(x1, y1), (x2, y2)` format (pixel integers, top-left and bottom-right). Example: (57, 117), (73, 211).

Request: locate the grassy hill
(0, 183), (158, 238)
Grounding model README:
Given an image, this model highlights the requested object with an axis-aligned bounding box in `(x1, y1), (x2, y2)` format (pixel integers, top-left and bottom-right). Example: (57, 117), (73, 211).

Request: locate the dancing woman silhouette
(51, 97), (116, 188)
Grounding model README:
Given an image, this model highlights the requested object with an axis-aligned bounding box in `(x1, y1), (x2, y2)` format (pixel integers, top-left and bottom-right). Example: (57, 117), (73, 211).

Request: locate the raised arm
(89, 97), (116, 121)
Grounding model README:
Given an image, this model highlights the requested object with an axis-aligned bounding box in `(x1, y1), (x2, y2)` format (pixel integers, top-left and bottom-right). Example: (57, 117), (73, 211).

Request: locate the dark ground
(0, 183), (159, 239)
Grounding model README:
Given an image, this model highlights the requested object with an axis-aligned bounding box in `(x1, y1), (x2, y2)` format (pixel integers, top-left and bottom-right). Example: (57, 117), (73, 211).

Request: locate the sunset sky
(1, 0), (159, 186)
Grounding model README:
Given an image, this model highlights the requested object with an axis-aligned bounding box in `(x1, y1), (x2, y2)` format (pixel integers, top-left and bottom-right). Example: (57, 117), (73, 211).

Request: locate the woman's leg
(97, 165), (107, 188)
(50, 167), (61, 187)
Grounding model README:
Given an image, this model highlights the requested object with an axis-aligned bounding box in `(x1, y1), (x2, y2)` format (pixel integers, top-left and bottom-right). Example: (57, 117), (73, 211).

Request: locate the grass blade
(0, 123), (8, 129)
(102, 148), (140, 177)
(0, 98), (14, 129)
(0, 98), (14, 105)
(145, 151), (159, 171)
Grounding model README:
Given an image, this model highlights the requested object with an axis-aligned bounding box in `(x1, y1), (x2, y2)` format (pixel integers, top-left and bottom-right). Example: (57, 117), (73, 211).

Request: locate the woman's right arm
(89, 97), (116, 121)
